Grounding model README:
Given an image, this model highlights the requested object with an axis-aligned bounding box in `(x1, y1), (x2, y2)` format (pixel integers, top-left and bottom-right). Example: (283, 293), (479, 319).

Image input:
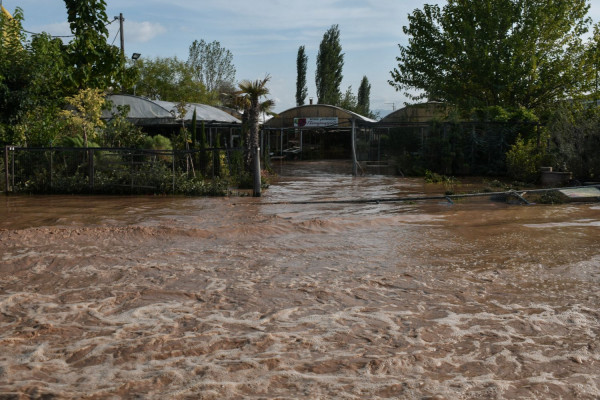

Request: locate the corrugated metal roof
(264, 104), (376, 129)
(153, 100), (241, 124)
(105, 94), (174, 120)
(103, 94), (241, 125)
(378, 102), (449, 124)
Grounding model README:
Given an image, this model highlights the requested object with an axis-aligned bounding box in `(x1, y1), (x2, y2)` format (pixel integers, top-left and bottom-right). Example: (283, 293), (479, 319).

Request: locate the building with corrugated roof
(103, 94), (241, 146)
(263, 104), (376, 160)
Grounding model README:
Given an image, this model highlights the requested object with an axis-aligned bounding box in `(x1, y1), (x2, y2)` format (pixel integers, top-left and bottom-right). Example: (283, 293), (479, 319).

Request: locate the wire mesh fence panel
(376, 121), (541, 176)
(5, 146), (245, 195)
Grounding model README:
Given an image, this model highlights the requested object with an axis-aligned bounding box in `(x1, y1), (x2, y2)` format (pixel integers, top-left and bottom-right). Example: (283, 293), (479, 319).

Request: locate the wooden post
(119, 13), (125, 57)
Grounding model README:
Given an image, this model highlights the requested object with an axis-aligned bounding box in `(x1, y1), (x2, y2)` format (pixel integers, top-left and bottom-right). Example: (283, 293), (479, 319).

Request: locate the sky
(4, 0), (600, 116)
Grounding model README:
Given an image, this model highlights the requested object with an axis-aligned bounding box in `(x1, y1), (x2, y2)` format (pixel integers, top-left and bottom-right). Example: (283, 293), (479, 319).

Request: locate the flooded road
(1, 160), (599, 399)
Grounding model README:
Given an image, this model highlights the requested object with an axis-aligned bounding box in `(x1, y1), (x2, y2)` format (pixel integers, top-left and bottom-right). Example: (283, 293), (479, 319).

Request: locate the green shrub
(142, 134), (172, 151)
(505, 134), (543, 183)
(537, 191), (566, 204)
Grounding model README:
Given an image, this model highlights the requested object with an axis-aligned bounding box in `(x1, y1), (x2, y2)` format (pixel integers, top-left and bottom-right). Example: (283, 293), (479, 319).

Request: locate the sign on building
(294, 117), (338, 128)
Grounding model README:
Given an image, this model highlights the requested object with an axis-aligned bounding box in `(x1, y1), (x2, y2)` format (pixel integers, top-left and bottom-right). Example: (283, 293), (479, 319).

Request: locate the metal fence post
(130, 151), (134, 191)
(172, 149), (175, 194)
(88, 148), (94, 190)
(4, 146), (9, 193)
(11, 147), (15, 190)
(49, 149), (53, 190)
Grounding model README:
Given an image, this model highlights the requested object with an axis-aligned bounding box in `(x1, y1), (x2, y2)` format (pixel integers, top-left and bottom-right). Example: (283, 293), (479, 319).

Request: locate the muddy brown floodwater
(0, 160), (599, 399)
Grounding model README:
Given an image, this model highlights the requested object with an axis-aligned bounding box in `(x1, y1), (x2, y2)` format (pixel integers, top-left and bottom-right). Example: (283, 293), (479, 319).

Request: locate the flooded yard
(1, 161), (599, 399)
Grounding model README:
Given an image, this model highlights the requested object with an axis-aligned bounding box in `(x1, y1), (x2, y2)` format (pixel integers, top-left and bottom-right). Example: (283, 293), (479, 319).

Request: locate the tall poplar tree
(389, 0), (592, 112)
(315, 24), (344, 105)
(357, 76), (371, 116)
(296, 45), (308, 106)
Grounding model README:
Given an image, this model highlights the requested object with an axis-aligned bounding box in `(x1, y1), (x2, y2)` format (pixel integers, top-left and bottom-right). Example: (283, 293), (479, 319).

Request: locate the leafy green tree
(14, 104), (66, 147)
(587, 23), (600, 101)
(102, 105), (145, 148)
(0, 7), (30, 144)
(339, 86), (357, 111)
(0, 9), (68, 145)
(135, 56), (211, 103)
(389, 0), (592, 112)
(316, 24), (344, 105)
(63, 0), (124, 91)
(296, 45), (308, 106)
(60, 88), (106, 147)
(506, 134), (546, 182)
(28, 33), (69, 102)
(547, 102), (600, 179)
(357, 76), (371, 116)
(187, 39), (236, 93)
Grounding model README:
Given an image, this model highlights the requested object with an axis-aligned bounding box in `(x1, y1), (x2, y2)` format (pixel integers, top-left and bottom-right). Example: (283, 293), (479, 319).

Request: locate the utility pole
(117, 13), (125, 57)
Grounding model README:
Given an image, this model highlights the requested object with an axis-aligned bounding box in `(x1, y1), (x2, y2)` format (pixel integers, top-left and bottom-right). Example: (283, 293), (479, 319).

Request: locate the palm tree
(237, 75), (274, 197)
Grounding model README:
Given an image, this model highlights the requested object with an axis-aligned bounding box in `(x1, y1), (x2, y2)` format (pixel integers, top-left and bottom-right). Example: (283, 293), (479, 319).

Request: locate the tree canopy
(357, 76), (371, 117)
(389, 0), (592, 113)
(0, 2), (134, 146)
(187, 39), (236, 94)
(134, 56), (211, 103)
(316, 24), (344, 105)
(63, 0), (124, 90)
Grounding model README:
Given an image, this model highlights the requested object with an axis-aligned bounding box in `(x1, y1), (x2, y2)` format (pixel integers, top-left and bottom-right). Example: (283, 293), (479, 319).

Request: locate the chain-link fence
(3, 146), (247, 195)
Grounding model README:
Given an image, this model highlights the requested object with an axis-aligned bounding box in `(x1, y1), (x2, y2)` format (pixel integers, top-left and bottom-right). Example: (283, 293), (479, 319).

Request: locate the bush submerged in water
(536, 191), (566, 204)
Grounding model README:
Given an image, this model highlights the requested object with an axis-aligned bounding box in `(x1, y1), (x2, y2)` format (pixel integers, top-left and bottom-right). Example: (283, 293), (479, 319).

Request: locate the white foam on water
(524, 218), (600, 229)
(1, 181), (600, 398)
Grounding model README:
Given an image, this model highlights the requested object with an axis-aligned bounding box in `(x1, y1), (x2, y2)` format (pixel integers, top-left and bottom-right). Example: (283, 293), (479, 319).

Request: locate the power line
(23, 29), (74, 38)
(110, 26), (120, 46)
(22, 16), (118, 40)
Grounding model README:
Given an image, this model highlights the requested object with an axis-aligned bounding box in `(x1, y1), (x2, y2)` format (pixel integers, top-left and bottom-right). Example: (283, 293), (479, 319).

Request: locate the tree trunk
(250, 104), (261, 197)
(253, 145), (261, 197)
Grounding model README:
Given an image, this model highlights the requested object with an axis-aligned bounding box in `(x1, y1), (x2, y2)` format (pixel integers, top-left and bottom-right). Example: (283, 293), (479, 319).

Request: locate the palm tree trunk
(251, 103), (261, 197)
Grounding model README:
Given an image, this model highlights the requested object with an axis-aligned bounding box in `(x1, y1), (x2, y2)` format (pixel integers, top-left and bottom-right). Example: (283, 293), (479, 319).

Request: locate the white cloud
(120, 21), (166, 43)
(36, 22), (71, 37)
